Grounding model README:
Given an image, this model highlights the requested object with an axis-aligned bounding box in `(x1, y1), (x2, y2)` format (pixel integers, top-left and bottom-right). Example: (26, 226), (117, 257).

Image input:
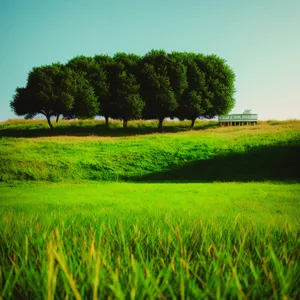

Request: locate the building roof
(228, 113), (257, 116)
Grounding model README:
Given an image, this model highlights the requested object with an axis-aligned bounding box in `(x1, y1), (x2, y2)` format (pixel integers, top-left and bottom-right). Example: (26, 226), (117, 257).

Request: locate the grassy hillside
(0, 182), (299, 299)
(0, 119), (299, 182)
(1, 119), (300, 299)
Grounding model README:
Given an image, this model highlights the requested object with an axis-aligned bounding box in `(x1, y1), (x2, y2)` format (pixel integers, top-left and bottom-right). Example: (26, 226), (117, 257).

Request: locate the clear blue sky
(0, 0), (299, 121)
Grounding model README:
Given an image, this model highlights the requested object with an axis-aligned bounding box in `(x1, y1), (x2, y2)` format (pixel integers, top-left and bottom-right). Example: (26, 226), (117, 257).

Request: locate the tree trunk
(158, 118), (164, 132)
(56, 114), (60, 123)
(46, 116), (53, 129)
(105, 116), (109, 127)
(190, 118), (196, 130)
(123, 119), (128, 128)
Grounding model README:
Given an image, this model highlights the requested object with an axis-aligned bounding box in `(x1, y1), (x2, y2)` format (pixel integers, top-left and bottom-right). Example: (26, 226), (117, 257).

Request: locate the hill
(1, 119), (299, 183)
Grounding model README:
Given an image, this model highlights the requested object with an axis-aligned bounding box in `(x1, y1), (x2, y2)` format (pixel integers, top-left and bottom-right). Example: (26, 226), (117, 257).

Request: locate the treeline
(10, 50), (235, 130)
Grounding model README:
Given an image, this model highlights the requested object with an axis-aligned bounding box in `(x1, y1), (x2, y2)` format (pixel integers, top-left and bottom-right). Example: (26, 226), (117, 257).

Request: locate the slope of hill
(1, 120), (299, 182)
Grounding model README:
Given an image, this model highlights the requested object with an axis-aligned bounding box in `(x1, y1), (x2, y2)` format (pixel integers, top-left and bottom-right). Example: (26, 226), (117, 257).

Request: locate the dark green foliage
(93, 55), (114, 126)
(176, 53), (235, 129)
(166, 52), (188, 103)
(176, 54), (210, 128)
(10, 87), (32, 116)
(113, 52), (140, 75)
(62, 72), (99, 120)
(10, 64), (99, 128)
(108, 53), (144, 127)
(66, 55), (95, 75)
(10, 50), (236, 130)
(11, 64), (76, 128)
(115, 72), (144, 127)
(140, 50), (184, 130)
(66, 56), (108, 119)
(202, 54), (235, 118)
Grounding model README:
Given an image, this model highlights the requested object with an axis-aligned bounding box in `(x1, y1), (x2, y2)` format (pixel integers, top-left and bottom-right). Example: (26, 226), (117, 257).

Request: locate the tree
(10, 63), (99, 129)
(114, 71), (144, 128)
(175, 53), (235, 129)
(140, 50), (178, 130)
(112, 53), (144, 127)
(10, 87), (32, 118)
(62, 72), (99, 120)
(66, 56), (108, 122)
(11, 63), (75, 129)
(203, 54), (235, 118)
(166, 52), (188, 107)
(113, 52), (140, 75)
(176, 54), (212, 129)
(94, 55), (113, 127)
(10, 51), (235, 130)
(103, 54), (144, 128)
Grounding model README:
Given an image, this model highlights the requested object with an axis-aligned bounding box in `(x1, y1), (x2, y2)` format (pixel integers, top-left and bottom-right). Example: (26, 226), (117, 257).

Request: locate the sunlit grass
(0, 120), (299, 298)
(1, 118), (299, 131)
(1, 120), (299, 182)
(0, 182), (299, 299)
(0, 118), (214, 130)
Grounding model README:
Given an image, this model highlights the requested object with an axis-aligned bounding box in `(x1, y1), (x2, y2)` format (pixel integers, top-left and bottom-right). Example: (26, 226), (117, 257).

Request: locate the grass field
(1, 119), (299, 182)
(0, 119), (299, 299)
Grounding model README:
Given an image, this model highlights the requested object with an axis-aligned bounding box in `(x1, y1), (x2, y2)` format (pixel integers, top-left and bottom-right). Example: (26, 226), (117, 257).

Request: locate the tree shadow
(132, 144), (300, 183)
(0, 122), (218, 138)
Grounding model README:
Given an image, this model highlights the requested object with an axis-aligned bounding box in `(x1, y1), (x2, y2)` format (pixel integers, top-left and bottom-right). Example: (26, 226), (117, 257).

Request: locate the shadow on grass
(132, 144), (300, 183)
(0, 122), (218, 138)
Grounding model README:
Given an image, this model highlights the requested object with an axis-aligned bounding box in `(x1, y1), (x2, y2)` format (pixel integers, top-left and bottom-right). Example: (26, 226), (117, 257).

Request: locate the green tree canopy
(10, 51), (236, 130)
(203, 54), (235, 118)
(10, 63), (98, 128)
(93, 54), (114, 126)
(66, 56), (109, 119)
(140, 50), (178, 130)
(62, 72), (99, 120)
(176, 54), (211, 128)
(105, 53), (144, 127)
(175, 53), (235, 128)
(11, 63), (75, 128)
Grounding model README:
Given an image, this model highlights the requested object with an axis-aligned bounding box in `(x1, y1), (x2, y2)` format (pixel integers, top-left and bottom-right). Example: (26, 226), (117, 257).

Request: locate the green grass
(1, 120), (299, 182)
(0, 119), (299, 299)
(0, 119), (218, 136)
(0, 182), (299, 299)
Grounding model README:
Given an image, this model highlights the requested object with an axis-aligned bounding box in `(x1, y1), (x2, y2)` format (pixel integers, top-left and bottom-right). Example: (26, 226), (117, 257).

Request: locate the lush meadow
(0, 120), (299, 299)
(0, 119), (299, 183)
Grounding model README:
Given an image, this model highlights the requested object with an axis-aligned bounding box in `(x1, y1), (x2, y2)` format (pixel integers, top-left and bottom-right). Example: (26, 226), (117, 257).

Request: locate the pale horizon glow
(0, 0), (299, 121)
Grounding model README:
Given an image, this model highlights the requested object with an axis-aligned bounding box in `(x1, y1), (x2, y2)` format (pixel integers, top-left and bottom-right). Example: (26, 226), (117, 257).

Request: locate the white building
(218, 109), (258, 126)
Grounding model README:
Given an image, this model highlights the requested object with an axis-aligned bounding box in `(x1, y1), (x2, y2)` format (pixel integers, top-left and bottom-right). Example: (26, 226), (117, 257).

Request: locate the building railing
(218, 114), (258, 122)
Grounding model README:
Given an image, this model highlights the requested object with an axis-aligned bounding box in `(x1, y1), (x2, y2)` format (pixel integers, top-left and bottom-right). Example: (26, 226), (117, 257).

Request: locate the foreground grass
(0, 182), (299, 299)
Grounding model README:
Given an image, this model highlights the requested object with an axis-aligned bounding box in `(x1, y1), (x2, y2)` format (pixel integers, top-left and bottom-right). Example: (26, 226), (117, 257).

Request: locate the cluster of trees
(10, 50), (235, 130)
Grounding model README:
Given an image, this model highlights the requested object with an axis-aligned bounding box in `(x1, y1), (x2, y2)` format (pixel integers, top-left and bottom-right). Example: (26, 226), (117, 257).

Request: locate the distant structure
(218, 109), (258, 126)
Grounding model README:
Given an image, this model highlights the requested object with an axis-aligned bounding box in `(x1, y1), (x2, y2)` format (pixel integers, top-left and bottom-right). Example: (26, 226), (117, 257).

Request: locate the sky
(0, 0), (299, 121)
